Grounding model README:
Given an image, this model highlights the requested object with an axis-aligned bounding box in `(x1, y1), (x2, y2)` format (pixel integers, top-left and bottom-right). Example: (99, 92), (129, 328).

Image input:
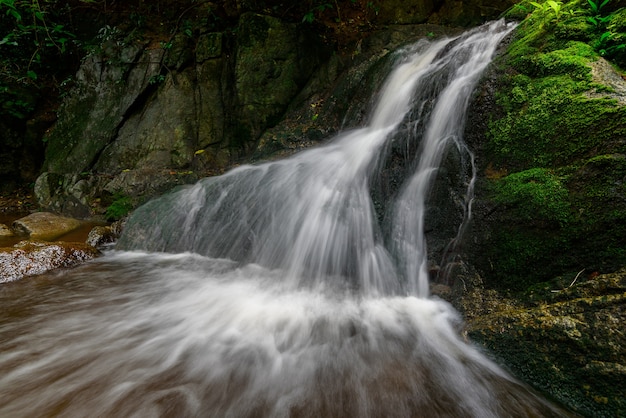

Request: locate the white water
(0, 21), (572, 417)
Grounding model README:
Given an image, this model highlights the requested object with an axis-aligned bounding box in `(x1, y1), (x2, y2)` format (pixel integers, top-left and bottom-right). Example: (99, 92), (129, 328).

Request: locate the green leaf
(26, 70), (37, 80)
(547, 0), (560, 13)
(8, 8), (21, 21)
(600, 31), (613, 42)
(587, 0), (599, 13)
(530, 2), (546, 10)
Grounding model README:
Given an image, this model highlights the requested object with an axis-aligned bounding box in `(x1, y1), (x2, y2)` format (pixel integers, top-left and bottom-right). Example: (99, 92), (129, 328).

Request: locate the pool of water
(0, 212), (104, 247)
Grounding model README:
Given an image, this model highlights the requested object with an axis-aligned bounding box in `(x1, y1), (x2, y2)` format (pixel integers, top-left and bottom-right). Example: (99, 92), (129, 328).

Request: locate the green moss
(494, 168), (571, 226)
(554, 16), (594, 41)
(478, 5), (626, 290)
(512, 41), (596, 79)
(607, 8), (626, 33)
(487, 74), (626, 170)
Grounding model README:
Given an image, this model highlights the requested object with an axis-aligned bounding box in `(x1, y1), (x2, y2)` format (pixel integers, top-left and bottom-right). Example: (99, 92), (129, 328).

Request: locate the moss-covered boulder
(456, 4), (626, 415)
(466, 0), (626, 292)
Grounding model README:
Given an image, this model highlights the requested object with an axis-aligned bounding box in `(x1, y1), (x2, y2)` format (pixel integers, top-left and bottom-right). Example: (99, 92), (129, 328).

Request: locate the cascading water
(117, 21), (507, 297)
(0, 21), (574, 417)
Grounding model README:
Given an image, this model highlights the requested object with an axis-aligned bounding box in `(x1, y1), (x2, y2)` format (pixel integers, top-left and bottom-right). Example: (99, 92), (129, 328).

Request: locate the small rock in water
(86, 226), (118, 248)
(12, 212), (83, 241)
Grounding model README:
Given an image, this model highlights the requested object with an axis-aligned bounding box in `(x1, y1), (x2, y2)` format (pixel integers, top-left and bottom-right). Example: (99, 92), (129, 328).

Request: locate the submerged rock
(0, 223), (14, 237)
(12, 212), (82, 241)
(0, 240), (100, 283)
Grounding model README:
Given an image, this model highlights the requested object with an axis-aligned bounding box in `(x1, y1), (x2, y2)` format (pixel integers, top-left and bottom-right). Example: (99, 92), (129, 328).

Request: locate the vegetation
(478, 0), (626, 291)
(104, 192), (133, 221)
(0, 0), (79, 118)
(493, 168), (571, 226)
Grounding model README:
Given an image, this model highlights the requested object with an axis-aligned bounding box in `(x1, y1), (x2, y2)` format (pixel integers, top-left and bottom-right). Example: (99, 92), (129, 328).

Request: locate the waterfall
(118, 20), (511, 297)
(0, 21), (575, 417)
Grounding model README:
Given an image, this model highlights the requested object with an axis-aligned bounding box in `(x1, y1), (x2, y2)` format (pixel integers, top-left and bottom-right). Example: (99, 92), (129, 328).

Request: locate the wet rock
(12, 212), (82, 241)
(0, 223), (14, 237)
(452, 268), (626, 417)
(587, 57), (626, 104)
(86, 225), (118, 248)
(0, 240), (100, 283)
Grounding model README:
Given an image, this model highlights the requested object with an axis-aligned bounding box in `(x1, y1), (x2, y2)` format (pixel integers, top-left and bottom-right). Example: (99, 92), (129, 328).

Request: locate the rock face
(36, 13), (330, 218)
(463, 7), (626, 292)
(0, 240), (99, 283)
(33, 12), (478, 220)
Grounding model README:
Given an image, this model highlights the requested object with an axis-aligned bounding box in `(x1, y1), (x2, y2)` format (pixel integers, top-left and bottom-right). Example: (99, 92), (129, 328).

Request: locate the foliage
(104, 193), (133, 221)
(0, 0), (85, 119)
(302, 3), (334, 23)
(529, 0), (575, 22)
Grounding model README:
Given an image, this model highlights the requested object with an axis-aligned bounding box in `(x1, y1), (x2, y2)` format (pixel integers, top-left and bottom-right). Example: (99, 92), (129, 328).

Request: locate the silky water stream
(0, 21), (574, 417)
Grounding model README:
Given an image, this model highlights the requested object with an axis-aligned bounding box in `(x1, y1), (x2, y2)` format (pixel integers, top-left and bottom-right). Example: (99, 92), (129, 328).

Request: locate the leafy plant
(105, 193), (134, 221)
(586, 0), (612, 27)
(302, 3), (333, 23)
(587, 0), (610, 15)
(0, 0), (89, 119)
(529, 0), (573, 22)
(149, 74), (166, 85)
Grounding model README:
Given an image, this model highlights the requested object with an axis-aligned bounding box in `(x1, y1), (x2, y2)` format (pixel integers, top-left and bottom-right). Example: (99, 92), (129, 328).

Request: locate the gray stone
(42, 44), (164, 175)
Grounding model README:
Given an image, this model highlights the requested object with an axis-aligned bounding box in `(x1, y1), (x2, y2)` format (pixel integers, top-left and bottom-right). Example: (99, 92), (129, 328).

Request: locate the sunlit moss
(493, 168), (571, 226)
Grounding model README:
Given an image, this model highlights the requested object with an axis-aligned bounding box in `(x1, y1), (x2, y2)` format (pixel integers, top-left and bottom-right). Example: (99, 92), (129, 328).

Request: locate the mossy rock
(469, 2), (626, 291)
(464, 269), (626, 418)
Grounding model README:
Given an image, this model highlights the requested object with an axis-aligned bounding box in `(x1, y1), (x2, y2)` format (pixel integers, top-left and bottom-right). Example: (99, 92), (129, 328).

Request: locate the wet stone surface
(0, 240), (100, 283)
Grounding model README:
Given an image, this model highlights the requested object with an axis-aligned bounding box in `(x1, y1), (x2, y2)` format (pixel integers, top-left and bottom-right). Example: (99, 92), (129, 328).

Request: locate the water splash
(0, 252), (571, 417)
